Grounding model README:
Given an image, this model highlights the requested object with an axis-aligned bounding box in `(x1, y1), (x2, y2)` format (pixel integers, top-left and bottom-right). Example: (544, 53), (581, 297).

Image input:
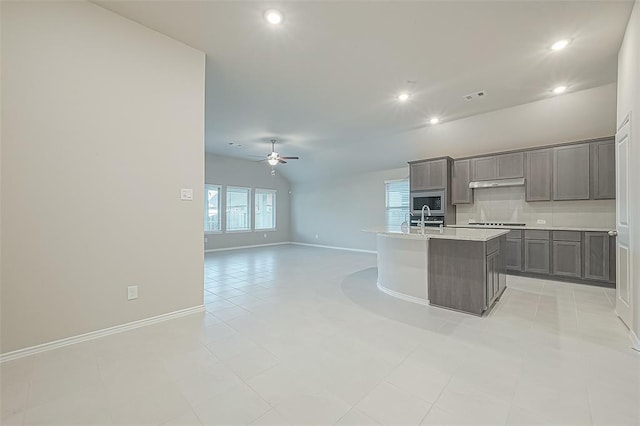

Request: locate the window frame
(384, 178), (410, 230)
(204, 183), (222, 234)
(254, 188), (277, 231)
(225, 186), (252, 233)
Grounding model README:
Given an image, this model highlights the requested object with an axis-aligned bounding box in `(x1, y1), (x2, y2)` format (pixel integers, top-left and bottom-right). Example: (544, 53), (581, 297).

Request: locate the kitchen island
(364, 227), (509, 316)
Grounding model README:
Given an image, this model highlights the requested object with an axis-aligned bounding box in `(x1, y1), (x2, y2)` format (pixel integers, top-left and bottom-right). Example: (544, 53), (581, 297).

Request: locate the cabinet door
(584, 232), (610, 281)
(472, 156), (497, 181)
(505, 239), (522, 271)
(452, 159), (473, 204)
(486, 251), (500, 306)
(524, 239), (550, 274)
(410, 162), (429, 191)
(552, 241), (582, 277)
(425, 159), (447, 190)
(590, 140), (616, 200)
(525, 149), (553, 201)
(497, 152), (524, 179)
(554, 144), (590, 200)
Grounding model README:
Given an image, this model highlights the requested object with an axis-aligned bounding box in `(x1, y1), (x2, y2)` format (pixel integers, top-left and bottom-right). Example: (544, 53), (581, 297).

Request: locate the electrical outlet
(127, 285), (138, 300)
(537, 219), (546, 225)
(263, 233), (267, 238)
(204, 237), (208, 243)
(315, 233), (319, 239)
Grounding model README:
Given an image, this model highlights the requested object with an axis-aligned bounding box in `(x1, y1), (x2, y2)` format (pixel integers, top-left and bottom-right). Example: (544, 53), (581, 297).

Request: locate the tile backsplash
(455, 186), (615, 228)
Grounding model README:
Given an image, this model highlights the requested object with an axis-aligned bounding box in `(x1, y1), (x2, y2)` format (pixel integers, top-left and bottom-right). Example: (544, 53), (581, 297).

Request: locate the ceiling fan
(252, 140), (299, 166)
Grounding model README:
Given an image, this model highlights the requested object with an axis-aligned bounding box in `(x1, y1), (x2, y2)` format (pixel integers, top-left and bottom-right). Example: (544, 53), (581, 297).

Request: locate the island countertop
(363, 226), (509, 242)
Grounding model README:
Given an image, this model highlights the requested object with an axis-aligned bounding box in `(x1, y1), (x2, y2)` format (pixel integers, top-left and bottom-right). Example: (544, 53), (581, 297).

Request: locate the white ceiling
(96, 0), (633, 182)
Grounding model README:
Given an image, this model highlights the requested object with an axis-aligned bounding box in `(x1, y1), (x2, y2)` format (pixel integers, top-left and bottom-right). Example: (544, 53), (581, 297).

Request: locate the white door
(615, 113), (633, 328)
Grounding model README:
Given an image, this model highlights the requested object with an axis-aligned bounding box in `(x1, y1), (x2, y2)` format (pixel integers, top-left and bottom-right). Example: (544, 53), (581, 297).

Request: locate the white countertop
(363, 227), (509, 242)
(448, 224), (614, 232)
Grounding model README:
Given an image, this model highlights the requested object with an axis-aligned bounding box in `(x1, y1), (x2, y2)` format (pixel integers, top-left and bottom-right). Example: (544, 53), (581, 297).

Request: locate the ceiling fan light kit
(256, 139), (300, 167)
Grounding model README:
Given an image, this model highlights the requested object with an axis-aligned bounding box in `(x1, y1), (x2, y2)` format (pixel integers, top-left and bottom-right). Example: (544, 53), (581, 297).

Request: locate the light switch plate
(180, 188), (193, 201)
(127, 285), (138, 300)
(537, 219), (546, 224)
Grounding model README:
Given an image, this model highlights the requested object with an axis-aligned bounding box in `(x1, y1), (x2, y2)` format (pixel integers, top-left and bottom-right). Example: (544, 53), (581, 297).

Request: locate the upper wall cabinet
(590, 139), (616, 200)
(471, 152), (524, 181)
(525, 149), (553, 201)
(452, 159), (473, 204)
(410, 158), (448, 191)
(553, 143), (590, 200)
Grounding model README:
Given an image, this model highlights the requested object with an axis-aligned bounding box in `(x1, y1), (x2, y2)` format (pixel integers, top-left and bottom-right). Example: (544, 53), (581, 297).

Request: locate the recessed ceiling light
(552, 85), (567, 94)
(397, 92), (410, 102)
(264, 9), (283, 25)
(550, 39), (570, 51)
(430, 117), (440, 125)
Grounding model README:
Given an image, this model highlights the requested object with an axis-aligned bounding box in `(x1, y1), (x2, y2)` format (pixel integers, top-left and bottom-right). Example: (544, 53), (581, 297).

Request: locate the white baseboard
(290, 242), (377, 254)
(377, 282), (430, 306)
(0, 305), (205, 363)
(205, 242), (291, 253)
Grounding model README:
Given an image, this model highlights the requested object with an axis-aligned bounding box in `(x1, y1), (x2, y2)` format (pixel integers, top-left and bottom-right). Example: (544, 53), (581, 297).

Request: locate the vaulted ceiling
(96, 1), (633, 182)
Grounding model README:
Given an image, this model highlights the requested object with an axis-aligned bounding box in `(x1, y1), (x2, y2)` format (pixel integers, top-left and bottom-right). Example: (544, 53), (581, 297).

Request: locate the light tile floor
(2, 245), (640, 425)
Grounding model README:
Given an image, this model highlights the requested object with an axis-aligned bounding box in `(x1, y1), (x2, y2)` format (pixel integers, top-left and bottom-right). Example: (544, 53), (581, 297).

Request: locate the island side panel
(376, 235), (429, 303)
(428, 239), (486, 315)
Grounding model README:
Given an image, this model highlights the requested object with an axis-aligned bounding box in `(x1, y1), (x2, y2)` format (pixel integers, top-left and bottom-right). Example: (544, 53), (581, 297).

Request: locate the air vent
(463, 90), (487, 101)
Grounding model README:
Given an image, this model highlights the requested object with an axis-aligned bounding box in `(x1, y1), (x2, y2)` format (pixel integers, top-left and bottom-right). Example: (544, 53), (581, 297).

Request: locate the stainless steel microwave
(411, 190), (446, 215)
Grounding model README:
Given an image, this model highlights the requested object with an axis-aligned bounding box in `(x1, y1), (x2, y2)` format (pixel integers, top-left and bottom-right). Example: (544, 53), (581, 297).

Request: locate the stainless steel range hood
(468, 177), (525, 189)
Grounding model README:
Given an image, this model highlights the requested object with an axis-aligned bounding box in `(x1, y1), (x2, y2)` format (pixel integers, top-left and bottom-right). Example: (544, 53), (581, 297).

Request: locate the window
(255, 189), (276, 230)
(226, 186), (250, 231)
(385, 178), (409, 229)
(204, 184), (221, 232)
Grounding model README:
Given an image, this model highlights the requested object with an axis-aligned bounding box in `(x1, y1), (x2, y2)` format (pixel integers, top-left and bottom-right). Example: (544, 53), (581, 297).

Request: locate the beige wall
(0, 2), (206, 353)
(456, 187), (616, 229)
(617, 0), (640, 339)
(204, 154), (291, 250)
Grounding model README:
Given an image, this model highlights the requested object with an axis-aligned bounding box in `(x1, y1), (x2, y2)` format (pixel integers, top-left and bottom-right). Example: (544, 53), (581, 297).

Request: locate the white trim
(0, 305), (205, 363)
(205, 242), (290, 253)
(630, 329), (640, 352)
(377, 282), (430, 306)
(290, 242), (377, 254)
(384, 177), (410, 184)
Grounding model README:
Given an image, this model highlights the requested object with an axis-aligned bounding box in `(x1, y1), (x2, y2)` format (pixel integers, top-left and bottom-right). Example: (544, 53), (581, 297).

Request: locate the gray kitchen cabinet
(525, 149), (553, 201)
(552, 241), (582, 278)
(590, 140), (616, 200)
(452, 159), (473, 204)
(505, 238), (523, 271)
(472, 156), (497, 181)
(471, 152), (524, 181)
(410, 159), (447, 191)
(524, 230), (550, 274)
(553, 143), (590, 200)
(486, 250), (501, 306)
(584, 232), (610, 281)
(497, 152), (524, 179)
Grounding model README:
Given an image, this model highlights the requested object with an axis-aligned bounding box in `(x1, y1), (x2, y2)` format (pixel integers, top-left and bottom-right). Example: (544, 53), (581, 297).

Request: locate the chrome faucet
(421, 205), (431, 235)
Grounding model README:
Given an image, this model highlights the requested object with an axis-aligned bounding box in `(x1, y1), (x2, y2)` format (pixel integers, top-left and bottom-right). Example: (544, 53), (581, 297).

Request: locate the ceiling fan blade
(247, 155), (265, 158)
(254, 159), (266, 162)
(278, 159), (287, 164)
(280, 156), (299, 160)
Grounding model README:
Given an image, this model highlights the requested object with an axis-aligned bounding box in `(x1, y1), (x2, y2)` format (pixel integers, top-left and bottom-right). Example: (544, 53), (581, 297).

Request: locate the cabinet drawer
(507, 230), (523, 240)
(552, 231), (581, 242)
(525, 230), (550, 240)
(486, 238), (500, 255)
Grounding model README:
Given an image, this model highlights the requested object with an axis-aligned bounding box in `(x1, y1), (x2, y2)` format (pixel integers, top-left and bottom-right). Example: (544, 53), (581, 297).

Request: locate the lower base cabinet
(552, 240), (582, 277)
(524, 238), (550, 274)
(505, 238), (522, 271)
(584, 232), (611, 281)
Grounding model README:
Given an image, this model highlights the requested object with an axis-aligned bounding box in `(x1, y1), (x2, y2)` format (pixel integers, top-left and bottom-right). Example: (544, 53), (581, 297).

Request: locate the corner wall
(204, 154), (291, 250)
(617, 0), (640, 339)
(1, 2), (206, 353)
